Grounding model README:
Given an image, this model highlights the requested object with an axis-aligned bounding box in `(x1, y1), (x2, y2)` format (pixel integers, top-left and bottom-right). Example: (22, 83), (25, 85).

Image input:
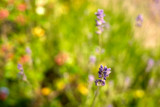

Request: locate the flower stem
(91, 86), (100, 107)
(98, 34), (102, 63)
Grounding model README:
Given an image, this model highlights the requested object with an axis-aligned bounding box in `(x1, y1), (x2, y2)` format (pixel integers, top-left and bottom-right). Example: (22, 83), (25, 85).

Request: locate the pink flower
(0, 9), (9, 20)
(17, 3), (27, 11)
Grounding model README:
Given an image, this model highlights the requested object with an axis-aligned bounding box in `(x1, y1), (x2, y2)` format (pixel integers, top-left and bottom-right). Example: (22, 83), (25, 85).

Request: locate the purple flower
(148, 78), (154, 87)
(136, 14), (143, 27)
(146, 58), (154, 72)
(96, 20), (102, 26)
(95, 9), (106, 35)
(108, 104), (113, 107)
(17, 64), (27, 81)
(95, 9), (105, 24)
(95, 79), (105, 86)
(17, 64), (23, 72)
(89, 55), (96, 64)
(95, 47), (105, 54)
(26, 46), (31, 54)
(95, 65), (111, 86)
(89, 74), (95, 82)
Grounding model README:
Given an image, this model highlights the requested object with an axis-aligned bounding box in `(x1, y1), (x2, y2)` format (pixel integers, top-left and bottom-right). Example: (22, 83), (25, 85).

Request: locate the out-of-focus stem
(98, 34), (102, 63)
(91, 86), (99, 107)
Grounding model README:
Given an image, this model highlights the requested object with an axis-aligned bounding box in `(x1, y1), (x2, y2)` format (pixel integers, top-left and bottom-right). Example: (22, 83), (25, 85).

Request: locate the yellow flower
(35, 0), (48, 6)
(41, 87), (51, 96)
(32, 27), (45, 37)
(77, 83), (88, 95)
(134, 89), (145, 98)
(36, 6), (45, 15)
(56, 80), (65, 91)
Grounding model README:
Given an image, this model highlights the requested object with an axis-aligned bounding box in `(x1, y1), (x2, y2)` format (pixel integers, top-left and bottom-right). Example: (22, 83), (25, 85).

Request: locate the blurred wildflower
(95, 9), (106, 35)
(124, 77), (131, 88)
(16, 15), (26, 25)
(7, 53), (14, 60)
(26, 46), (33, 65)
(17, 64), (27, 81)
(95, 65), (111, 86)
(56, 80), (65, 91)
(32, 27), (45, 37)
(36, 0), (48, 6)
(136, 14), (143, 27)
(134, 89), (144, 98)
(26, 46), (31, 55)
(17, 63), (23, 72)
(89, 55), (96, 64)
(146, 58), (154, 72)
(0, 87), (9, 101)
(95, 79), (105, 86)
(41, 87), (51, 96)
(88, 74), (95, 82)
(95, 47), (105, 54)
(0, 9), (9, 20)
(1, 44), (11, 53)
(108, 104), (113, 107)
(1, 44), (14, 60)
(148, 78), (154, 87)
(17, 3), (27, 11)
(77, 83), (88, 95)
(36, 6), (45, 15)
(54, 53), (68, 66)
(19, 55), (30, 64)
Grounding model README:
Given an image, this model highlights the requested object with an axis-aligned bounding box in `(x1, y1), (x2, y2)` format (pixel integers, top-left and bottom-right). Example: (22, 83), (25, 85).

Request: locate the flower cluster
(17, 64), (27, 81)
(95, 65), (111, 86)
(136, 14), (143, 27)
(95, 9), (106, 35)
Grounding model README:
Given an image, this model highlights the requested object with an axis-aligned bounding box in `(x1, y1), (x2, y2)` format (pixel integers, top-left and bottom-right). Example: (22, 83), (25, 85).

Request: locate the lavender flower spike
(95, 9), (106, 35)
(136, 14), (143, 27)
(17, 64), (27, 81)
(17, 64), (23, 72)
(95, 65), (111, 86)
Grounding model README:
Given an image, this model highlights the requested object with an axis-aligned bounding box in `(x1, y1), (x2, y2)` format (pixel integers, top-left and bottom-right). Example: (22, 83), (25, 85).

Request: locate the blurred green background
(0, 0), (160, 107)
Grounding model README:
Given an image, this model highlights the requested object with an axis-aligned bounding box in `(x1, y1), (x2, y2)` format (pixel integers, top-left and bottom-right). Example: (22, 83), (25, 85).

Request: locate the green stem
(91, 86), (100, 107)
(98, 34), (102, 63)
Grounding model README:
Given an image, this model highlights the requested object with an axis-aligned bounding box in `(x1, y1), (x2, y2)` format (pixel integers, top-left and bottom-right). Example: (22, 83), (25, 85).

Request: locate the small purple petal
(89, 55), (96, 64)
(89, 75), (95, 82)
(17, 64), (23, 71)
(107, 68), (111, 71)
(104, 66), (107, 71)
(95, 79), (105, 86)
